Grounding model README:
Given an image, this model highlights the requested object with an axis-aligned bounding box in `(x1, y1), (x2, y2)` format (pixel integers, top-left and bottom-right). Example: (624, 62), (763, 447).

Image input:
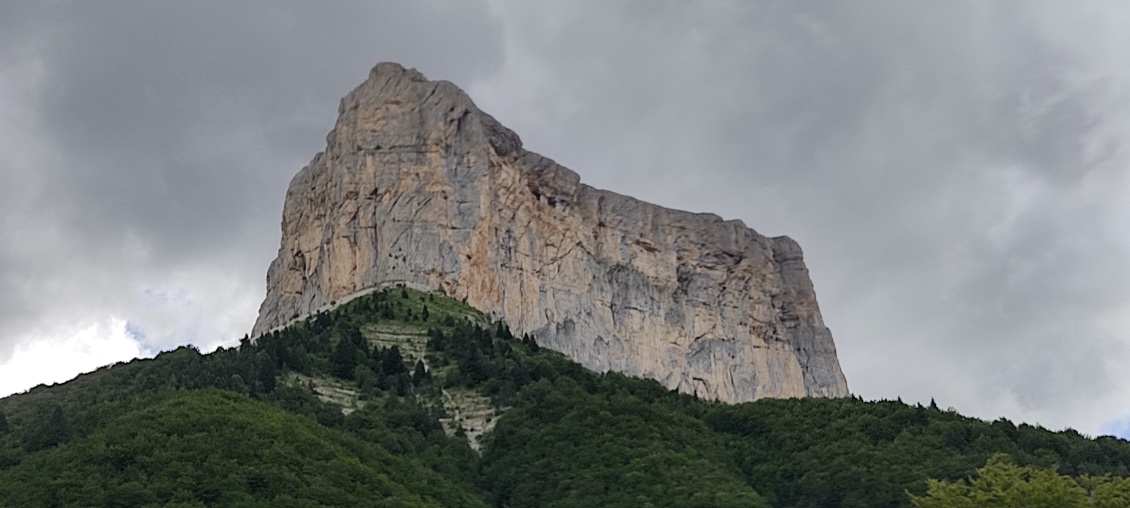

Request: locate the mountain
(5, 62), (1126, 508)
(251, 62), (848, 402)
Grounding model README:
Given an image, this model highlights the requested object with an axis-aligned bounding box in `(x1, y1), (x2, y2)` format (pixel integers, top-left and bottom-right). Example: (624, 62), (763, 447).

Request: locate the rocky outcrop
(252, 62), (849, 401)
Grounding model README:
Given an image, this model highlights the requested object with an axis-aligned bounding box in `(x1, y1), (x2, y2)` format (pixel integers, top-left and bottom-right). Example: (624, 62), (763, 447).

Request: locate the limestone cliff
(252, 63), (849, 402)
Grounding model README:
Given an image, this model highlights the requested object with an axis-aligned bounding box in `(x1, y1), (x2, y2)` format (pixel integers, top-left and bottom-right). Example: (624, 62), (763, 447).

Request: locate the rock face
(252, 63), (849, 402)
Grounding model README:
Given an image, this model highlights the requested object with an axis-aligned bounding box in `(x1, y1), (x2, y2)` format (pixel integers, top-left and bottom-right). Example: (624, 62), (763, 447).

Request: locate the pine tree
(330, 335), (359, 380)
(495, 320), (513, 340)
(412, 360), (431, 386)
(382, 346), (407, 377)
(523, 334), (540, 352)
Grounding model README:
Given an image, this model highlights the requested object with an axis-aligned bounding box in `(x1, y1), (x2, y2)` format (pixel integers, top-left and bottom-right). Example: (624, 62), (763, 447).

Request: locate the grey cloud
(0, 1), (504, 360)
(473, 1), (1130, 431)
(21, 1), (503, 264)
(2, 0), (1128, 434)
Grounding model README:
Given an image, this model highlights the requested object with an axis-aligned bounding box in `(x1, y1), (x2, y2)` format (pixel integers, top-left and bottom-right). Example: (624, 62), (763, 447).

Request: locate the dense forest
(1, 287), (1127, 507)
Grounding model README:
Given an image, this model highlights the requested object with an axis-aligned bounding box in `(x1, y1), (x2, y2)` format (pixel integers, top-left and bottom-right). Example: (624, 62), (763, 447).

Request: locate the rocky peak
(252, 62), (849, 402)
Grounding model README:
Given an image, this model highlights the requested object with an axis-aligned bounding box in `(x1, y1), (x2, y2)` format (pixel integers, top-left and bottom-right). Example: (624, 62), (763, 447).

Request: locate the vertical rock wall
(252, 63), (849, 401)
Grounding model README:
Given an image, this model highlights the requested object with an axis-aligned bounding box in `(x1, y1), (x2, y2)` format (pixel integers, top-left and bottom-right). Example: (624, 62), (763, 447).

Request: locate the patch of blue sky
(142, 287), (192, 307)
(1099, 418), (1130, 440)
(124, 320), (159, 357)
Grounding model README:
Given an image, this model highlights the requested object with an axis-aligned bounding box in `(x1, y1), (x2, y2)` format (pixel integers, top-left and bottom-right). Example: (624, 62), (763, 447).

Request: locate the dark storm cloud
(13, 1), (503, 263)
(0, 1), (504, 363)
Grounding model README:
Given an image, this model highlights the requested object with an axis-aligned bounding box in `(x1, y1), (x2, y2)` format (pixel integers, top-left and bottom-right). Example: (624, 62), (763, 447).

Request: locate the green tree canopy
(911, 454), (1130, 508)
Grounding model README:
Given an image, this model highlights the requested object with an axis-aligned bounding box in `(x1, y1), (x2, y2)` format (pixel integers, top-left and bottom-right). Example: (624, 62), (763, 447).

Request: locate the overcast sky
(2, 1), (1129, 437)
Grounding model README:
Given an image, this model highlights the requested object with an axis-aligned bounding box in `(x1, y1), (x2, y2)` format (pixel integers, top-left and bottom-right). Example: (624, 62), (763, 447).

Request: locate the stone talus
(252, 62), (850, 401)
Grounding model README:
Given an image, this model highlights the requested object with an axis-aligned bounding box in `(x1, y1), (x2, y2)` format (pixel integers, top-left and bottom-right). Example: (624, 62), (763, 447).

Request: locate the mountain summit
(251, 62), (848, 402)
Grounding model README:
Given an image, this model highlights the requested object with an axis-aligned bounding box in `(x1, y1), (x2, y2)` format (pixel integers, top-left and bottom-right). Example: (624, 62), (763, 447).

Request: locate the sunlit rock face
(252, 62), (849, 401)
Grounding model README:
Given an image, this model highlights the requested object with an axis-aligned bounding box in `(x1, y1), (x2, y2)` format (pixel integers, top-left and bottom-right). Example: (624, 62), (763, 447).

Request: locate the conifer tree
(330, 334), (359, 380)
(382, 346), (407, 377)
(413, 360), (431, 386)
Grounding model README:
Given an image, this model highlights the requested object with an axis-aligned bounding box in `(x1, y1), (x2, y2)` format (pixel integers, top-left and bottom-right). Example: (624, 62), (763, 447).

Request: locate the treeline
(1, 287), (1128, 507)
(435, 313), (1130, 507)
(706, 397), (1130, 507)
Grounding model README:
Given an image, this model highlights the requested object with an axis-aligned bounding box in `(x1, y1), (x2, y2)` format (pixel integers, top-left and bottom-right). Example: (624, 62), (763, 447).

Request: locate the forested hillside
(1, 288), (1127, 507)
